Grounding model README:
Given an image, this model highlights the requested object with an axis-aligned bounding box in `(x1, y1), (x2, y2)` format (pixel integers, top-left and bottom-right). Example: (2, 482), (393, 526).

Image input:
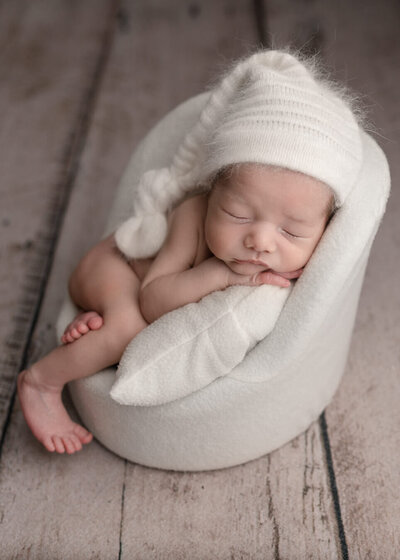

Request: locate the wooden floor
(0, 1), (399, 558)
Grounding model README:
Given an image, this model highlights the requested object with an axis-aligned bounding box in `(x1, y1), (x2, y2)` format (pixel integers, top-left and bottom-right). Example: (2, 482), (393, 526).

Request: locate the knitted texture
(115, 50), (363, 259)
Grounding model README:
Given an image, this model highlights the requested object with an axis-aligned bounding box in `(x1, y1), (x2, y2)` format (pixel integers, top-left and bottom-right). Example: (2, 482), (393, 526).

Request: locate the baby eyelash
(224, 209), (249, 220)
(282, 229), (301, 239)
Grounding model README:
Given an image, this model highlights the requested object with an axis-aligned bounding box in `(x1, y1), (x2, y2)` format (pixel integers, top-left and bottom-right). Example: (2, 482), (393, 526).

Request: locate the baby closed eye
(281, 229), (302, 239)
(280, 228), (314, 240)
(222, 206), (308, 239)
(222, 208), (250, 222)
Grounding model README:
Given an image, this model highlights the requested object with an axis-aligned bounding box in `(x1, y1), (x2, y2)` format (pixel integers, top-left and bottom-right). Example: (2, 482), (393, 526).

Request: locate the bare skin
(20, 311), (103, 453)
(17, 165), (330, 454)
(17, 370), (93, 453)
(18, 235), (149, 454)
(61, 311), (103, 344)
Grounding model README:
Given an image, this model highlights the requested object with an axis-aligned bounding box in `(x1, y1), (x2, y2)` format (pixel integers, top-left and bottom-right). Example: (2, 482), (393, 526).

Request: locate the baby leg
(60, 235), (122, 343)
(18, 234), (147, 454)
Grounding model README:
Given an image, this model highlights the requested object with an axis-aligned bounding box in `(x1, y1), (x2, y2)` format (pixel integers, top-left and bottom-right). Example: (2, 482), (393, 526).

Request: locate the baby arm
(139, 198), (229, 323)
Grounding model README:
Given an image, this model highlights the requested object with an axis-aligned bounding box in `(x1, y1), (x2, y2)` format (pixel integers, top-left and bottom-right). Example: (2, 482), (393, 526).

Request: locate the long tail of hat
(114, 51), (298, 259)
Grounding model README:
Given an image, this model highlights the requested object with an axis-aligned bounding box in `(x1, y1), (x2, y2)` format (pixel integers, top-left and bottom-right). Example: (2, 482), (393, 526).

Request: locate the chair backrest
(235, 128), (390, 383)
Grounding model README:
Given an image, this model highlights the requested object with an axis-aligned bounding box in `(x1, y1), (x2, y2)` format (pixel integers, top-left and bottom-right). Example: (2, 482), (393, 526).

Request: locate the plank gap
(319, 412), (349, 560)
(253, 0), (270, 47)
(0, 0), (120, 458)
(118, 460), (128, 560)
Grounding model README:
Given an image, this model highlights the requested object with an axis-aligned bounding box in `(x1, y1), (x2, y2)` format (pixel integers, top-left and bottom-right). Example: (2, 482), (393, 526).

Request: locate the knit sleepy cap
(115, 49), (363, 259)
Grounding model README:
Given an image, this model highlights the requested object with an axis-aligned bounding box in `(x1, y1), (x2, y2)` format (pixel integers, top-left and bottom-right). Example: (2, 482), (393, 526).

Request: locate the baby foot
(17, 369), (93, 454)
(61, 311), (103, 344)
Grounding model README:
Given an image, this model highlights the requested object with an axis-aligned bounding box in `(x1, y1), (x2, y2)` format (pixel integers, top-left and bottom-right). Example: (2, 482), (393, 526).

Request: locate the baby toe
(74, 425), (93, 444)
(63, 437), (77, 455)
(63, 324), (73, 335)
(70, 328), (81, 339)
(52, 435), (66, 454)
(70, 434), (83, 452)
(43, 436), (56, 452)
(77, 322), (89, 334)
(87, 316), (103, 329)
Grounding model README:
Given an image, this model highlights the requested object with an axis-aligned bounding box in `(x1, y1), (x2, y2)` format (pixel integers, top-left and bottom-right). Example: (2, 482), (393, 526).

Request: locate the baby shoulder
(174, 192), (207, 213)
(170, 192), (208, 225)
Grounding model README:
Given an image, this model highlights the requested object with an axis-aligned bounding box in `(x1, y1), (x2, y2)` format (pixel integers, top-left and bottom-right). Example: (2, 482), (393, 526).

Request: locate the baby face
(204, 164), (333, 276)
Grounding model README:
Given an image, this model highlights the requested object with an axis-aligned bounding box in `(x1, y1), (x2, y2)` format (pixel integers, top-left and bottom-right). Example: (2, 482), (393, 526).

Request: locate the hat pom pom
(114, 212), (168, 259)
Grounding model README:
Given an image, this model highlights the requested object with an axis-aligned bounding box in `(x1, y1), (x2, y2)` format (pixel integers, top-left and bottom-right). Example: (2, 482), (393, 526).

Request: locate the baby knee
(68, 239), (114, 303)
(68, 250), (95, 298)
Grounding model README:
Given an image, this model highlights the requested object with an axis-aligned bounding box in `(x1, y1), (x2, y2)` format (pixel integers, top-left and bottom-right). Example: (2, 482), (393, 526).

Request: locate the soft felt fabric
(110, 283), (291, 406)
(56, 93), (390, 471)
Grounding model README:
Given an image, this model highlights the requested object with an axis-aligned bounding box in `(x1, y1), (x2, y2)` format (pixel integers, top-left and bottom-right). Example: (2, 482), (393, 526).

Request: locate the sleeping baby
(17, 48), (363, 454)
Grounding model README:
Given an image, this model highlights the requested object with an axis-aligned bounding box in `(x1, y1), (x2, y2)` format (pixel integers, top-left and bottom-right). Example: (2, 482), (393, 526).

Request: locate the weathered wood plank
(0, 0), (115, 435)
(121, 425), (338, 559)
(267, 0), (400, 556)
(0, 404), (125, 559)
(0, 0), (356, 557)
(0, 1), (127, 558)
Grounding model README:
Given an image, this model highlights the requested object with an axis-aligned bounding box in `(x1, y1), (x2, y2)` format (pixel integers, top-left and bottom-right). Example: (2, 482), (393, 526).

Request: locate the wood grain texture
(120, 425), (339, 559)
(0, 403), (125, 559)
(267, 0), (400, 557)
(5, 0), (396, 557)
(0, 0), (115, 437)
(0, 1), (125, 557)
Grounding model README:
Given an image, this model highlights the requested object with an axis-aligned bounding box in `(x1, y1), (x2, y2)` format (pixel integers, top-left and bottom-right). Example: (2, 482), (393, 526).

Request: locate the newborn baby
(17, 48), (362, 454)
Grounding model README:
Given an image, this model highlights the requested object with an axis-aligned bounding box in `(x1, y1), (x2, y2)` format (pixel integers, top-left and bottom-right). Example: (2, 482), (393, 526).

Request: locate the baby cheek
(205, 220), (222, 255)
(207, 222), (232, 258)
(273, 240), (301, 270)
(290, 242), (316, 269)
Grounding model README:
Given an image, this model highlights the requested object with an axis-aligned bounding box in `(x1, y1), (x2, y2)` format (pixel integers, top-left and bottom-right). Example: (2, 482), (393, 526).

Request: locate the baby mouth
(234, 259), (269, 267)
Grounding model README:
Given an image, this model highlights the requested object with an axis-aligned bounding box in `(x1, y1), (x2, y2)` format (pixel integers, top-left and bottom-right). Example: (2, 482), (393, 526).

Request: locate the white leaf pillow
(110, 283), (292, 406)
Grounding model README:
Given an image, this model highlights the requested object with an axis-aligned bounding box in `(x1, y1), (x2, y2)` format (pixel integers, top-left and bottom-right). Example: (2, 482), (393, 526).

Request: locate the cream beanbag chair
(56, 90), (390, 471)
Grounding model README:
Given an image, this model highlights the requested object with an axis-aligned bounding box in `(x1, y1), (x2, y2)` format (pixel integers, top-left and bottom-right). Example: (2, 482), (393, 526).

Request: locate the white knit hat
(115, 50), (363, 259)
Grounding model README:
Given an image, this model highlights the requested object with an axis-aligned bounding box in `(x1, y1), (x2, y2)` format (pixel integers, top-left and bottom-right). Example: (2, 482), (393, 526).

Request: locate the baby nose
(244, 226), (276, 253)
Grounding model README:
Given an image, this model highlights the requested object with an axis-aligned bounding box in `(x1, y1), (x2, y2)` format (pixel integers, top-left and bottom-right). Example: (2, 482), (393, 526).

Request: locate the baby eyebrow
(223, 190), (314, 224)
(223, 191), (249, 206)
(224, 189), (246, 201)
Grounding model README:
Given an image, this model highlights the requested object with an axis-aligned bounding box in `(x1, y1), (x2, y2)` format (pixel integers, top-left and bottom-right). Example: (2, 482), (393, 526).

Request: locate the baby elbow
(138, 285), (155, 324)
(138, 286), (148, 319)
